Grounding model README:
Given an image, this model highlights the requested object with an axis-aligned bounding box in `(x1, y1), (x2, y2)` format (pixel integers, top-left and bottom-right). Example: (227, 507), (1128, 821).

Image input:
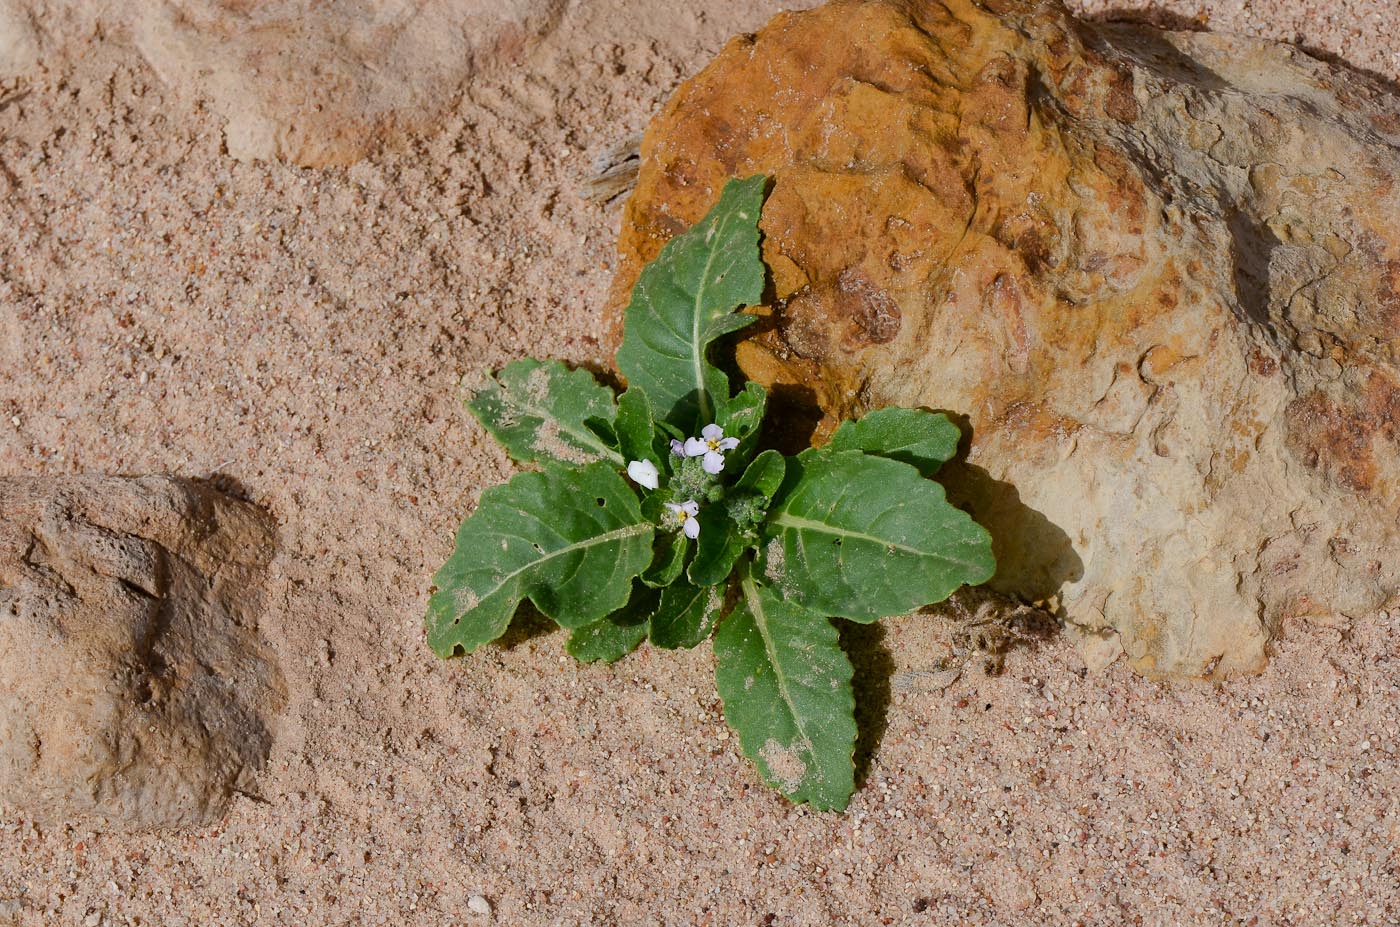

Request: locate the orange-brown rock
(607, 0), (1400, 677)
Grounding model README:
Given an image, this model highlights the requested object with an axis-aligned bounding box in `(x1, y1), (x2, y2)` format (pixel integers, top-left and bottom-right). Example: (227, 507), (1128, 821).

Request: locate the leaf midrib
(471, 521), (651, 604)
(690, 216), (726, 424)
(509, 393), (622, 465)
(769, 511), (932, 557)
(739, 571), (818, 790)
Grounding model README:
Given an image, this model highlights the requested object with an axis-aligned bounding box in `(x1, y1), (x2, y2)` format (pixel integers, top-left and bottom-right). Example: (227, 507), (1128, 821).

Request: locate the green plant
(427, 176), (995, 810)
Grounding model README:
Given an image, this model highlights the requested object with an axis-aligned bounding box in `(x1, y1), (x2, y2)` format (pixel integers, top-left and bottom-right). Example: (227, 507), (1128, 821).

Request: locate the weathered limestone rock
(130, 0), (565, 167)
(0, 0), (39, 78)
(608, 0), (1400, 676)
(0, 476), (285, 830)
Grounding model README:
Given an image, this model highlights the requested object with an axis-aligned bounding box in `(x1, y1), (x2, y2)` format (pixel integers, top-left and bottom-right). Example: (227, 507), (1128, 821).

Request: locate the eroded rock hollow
(608, 0), (1400, 676)
(0, 476), (285, 830)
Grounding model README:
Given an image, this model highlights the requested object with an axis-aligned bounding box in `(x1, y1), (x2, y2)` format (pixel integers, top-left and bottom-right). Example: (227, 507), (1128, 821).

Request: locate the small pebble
(467, 894), (492, 916)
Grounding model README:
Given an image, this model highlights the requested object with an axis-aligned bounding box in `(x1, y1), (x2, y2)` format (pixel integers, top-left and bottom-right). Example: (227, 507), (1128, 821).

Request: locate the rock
(130, 0), (565, 167)
(608, 0), (1400, 676)
(0, 475), (285, 830)
(0, 0), (39, 78)
(467, 894), (493, 916)
(581, 133), (642, 205)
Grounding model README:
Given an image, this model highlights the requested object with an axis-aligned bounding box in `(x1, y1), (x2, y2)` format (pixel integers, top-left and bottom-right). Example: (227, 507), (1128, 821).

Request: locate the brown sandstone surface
(610, 0), (1400, 677)
(0, 476), (284, 830)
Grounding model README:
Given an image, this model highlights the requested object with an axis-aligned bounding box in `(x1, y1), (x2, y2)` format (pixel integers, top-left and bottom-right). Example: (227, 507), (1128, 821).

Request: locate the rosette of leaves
(427, 175), (995, 811)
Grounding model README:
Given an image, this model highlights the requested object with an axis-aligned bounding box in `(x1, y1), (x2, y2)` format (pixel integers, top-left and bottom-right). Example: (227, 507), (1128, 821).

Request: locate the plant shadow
(495, 602), (559, 650)
(804, 405), (1083, 790)
(835, 440), (1083, 785)
(926, 411), (1085, 612)
(939, 461), (1085, 610)
(762, 382), (826, 454)
(838, 619), (894, 790)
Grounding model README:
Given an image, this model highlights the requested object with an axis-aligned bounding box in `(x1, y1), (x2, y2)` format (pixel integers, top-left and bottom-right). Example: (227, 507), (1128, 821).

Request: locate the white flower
(626, 459), (659, 490)
(670, 438), (686, 458)
(682, 423), (740, 474)
(700, 423), (741, 453)
(664, 499), (701, 539)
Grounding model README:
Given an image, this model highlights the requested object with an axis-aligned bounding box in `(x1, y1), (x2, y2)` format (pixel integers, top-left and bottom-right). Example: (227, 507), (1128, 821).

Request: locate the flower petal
(670, 438), (686, 457)
(683, 436), (708, 458)
(680, 500), (700, 516)
(683, 517), (701, 539)
(702, 423), (724, 442)
(627, 459), (659, 490)
(718, 437), (740, 451)
(702, 450), (725, 474)
(664, 502), (683, 515)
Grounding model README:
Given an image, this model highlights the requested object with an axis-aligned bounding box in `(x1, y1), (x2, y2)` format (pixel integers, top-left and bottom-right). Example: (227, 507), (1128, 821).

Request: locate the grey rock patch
(130, 0), (567, 167)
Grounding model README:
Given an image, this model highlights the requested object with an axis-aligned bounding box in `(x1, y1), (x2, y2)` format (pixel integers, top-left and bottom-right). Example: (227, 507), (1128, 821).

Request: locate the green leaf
(614, 388), (657, 464)
(714, 569), (856, 810)
(568, 585), (656, 663)
(615, 175), (768, 431)
(760, 450), (994, 622)
(650, 581), (726, 649)
(826, 407), (961, 478)
(427, 462), (655, 656)
(466, 359), (622, 466)
(583, 416), (617, 452)
(688, 506), (745, 586)
(735, 449), (785, 503)
(718, 381), (767, 468)
(721, 450), (787, 541)
(655, 420), (685, 443)
(642, 532), (688, 587)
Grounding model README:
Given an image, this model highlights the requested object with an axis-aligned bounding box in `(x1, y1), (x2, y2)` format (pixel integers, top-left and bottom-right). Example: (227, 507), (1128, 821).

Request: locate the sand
(0, 1), (1397, 924)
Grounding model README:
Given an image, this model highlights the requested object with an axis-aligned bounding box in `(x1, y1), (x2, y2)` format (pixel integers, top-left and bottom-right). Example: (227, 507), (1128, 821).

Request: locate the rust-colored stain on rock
(606, 0), (1400, 678)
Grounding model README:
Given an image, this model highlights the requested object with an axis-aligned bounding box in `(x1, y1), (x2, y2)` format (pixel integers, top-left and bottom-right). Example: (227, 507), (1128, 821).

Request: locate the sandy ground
(1, 1), (1398, 925)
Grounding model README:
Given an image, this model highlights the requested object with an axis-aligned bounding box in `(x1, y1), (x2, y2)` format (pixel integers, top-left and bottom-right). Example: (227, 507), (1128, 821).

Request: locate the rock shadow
(1294, 43), (1400, 99)
(1082, 5), (1212, 34)
(1087, 5), (1400, 98)
(1077, 20), (1284, 341)
(195, 471), (256, 503)
(1086, 18), (1230, 93)
(1226, 207), (1283, 337)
